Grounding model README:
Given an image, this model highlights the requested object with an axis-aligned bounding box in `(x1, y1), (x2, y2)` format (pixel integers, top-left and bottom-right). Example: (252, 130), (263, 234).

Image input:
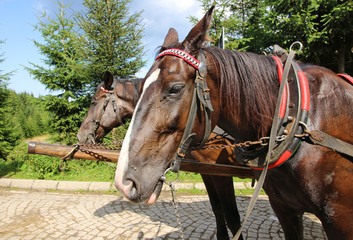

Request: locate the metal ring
(290, 41), (303, 53)
(294, 121), (309, 138)
(160, 167), (180, 186)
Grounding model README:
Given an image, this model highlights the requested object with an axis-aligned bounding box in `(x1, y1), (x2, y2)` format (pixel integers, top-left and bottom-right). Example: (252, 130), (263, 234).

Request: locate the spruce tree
(26, 1), (90, 144)
(0, 41), (19, 160)
(75, 0), (146, 87)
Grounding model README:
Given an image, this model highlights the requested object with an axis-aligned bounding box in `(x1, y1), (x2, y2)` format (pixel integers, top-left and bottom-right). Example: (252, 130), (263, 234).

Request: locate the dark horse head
(77, 71), (142, 143)
(114, 6), (279, 204)
(115, 7), (220, 204)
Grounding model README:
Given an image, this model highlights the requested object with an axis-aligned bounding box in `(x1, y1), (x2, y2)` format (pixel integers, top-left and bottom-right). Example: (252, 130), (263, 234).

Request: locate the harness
(87, 80), (123, 143)
(156, 48), (214, 173)
(234, 54), (310, 169)
(338, 73), (353, 85)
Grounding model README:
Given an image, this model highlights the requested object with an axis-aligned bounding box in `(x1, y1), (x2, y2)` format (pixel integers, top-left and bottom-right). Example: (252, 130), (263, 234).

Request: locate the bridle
(87, 80), (123, 143)
(156, 48), (214, 173)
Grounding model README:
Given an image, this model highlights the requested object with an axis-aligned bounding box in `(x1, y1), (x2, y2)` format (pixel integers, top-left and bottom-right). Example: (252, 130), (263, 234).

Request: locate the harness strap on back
(233, 42), (300, 240)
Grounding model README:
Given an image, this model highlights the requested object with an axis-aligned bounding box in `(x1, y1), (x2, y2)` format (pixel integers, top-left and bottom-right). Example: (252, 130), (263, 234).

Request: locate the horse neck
(205, 47), (279, 140)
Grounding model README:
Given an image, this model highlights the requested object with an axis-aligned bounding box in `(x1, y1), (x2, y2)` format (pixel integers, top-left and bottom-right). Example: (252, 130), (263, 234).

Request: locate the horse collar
(234, 56), (310, 170)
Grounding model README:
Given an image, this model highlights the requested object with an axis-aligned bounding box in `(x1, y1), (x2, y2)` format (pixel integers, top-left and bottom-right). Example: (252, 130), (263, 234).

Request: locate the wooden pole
(28, 142), (119, 162)
(28, 141), (254, 178)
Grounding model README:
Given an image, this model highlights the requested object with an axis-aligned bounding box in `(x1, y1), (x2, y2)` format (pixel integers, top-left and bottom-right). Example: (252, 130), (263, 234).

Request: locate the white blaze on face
(115, 68), (161, 191)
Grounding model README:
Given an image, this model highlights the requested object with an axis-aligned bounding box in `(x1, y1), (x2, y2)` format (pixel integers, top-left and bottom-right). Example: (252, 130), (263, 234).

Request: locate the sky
(0, 0), (204, 97)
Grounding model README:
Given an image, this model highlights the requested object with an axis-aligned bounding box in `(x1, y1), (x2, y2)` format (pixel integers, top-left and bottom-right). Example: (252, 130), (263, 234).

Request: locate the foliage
(265, 0), (353, 74)
(0, 40), (20, 160)
(26, 1), (92, 144)
(6, 91), (52, 139)
(75, 0), (146, 88)
(192, 0), (353, 74)
(0, 91), (52, 161)
(110, 120), (130, 140)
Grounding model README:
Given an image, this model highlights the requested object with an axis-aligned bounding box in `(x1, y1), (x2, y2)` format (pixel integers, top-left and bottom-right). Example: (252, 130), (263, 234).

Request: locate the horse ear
(103, 71), (114, 89)
(162, 28), (179, 48)
(182, 6), (214, 53)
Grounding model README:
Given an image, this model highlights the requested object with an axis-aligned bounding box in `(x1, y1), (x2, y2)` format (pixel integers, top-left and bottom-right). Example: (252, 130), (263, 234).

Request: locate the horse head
(77, 71), (140, 143)
(114, 6), (219, 204)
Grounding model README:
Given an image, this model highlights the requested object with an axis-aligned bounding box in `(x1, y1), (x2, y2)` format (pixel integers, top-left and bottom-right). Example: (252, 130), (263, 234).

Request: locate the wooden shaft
(27, 141), (254, 178)
(28, 141), (119, 162)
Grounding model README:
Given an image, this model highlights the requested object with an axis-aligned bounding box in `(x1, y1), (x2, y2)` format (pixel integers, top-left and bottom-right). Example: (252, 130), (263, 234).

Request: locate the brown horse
(77, 72), (252, 239)
(114, 6), (353, 240)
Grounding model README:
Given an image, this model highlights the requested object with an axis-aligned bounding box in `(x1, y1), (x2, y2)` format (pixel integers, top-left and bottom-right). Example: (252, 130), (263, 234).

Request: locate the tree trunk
(338, 37), (346, 73)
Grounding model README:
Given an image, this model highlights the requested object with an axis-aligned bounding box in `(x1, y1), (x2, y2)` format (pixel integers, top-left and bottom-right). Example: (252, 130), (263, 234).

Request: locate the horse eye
(169, 85), (184, 95)
(91, 100), (98, 106)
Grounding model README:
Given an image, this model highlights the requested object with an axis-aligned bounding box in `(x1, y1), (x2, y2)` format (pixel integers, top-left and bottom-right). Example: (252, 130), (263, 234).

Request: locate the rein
(156, 48), (214, 173)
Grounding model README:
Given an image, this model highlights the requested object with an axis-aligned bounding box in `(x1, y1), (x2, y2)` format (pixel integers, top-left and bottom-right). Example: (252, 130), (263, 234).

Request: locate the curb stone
(0, 178), (254, 192)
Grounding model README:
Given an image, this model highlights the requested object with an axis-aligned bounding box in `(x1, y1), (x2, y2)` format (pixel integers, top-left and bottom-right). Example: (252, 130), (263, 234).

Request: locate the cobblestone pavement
(0, 188), (327, 240)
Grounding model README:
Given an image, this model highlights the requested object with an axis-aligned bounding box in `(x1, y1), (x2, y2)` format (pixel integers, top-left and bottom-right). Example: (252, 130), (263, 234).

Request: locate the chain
(191, 135), (286, 151)
(169, 182), (185, 240)
(79, 147), (112, 162)
(159, 168), (185, 239)
(59, 141), (123, 171)
(79, 140), (123, 150)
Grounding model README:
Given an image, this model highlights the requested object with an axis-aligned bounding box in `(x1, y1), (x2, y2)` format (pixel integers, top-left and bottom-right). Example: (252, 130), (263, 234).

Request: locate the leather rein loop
(156, 48), (214, 173)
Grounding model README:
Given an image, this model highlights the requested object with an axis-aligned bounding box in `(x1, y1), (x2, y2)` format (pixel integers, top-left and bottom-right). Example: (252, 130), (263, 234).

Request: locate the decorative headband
(156, 48), (200, 70)
(100, 87), (110, 93)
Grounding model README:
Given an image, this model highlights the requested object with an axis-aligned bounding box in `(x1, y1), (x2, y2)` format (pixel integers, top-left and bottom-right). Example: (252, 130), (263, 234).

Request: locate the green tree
(26, 1), (90, 144)
(0, 41), (19, 160)
(265, 0), (353, 74)
(6, 91), (52, 139)
(75, 0), (146, 87)
(193, 0), (353, 74)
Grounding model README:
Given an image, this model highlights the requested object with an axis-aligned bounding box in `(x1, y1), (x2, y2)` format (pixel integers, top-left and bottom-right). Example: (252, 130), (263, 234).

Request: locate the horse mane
(204, 47), (279, 138)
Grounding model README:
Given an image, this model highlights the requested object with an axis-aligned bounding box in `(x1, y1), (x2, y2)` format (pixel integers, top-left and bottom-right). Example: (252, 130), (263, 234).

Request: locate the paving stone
(88, 182), (112, 192)
(0, 187), (327, 240)
(10, 179), (34, 189)
(32, 180), (59, 190)
(0, 178), (12, 187)
(56, 181), (90, 191)
(194, 182), (206, 190)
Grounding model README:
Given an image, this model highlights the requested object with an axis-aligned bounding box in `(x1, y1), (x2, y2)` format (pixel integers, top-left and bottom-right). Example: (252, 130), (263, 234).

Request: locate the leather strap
(308, 130), (353, 157)
(171, 86), (198, 172)
(170, 50), (214, 173)
(233, 47), (298, 240)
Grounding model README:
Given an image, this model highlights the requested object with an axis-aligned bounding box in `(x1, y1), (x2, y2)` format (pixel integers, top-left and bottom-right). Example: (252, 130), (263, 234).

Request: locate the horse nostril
(129, 181), (138, 199)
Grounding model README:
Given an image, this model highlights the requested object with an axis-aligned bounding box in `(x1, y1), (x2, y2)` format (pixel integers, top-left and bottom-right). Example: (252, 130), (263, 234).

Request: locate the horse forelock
(205, 47), (279, 138)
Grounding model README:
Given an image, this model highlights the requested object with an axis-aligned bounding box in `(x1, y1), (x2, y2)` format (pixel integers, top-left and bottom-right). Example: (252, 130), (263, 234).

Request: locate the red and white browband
(156, 48), (201, 70)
